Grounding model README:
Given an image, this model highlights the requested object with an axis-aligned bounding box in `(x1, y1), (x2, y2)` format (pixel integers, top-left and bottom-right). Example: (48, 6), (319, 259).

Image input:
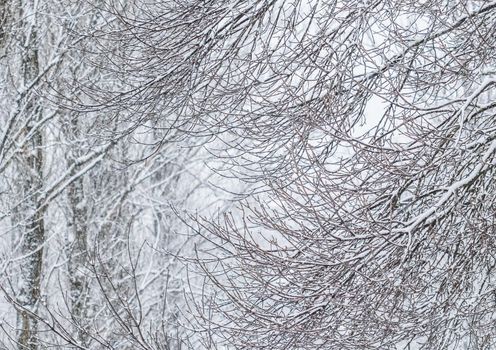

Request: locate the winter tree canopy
(1, 0), (496, 349)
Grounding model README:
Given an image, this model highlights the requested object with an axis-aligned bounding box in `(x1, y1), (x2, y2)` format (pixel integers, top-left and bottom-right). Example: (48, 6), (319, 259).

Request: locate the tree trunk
(17, 0), (45, 348)
(66, 118), (90, 347)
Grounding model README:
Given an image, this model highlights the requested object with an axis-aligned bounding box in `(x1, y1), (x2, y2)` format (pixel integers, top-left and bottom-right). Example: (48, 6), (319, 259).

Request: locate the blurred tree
(0, 1), (216, 349)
